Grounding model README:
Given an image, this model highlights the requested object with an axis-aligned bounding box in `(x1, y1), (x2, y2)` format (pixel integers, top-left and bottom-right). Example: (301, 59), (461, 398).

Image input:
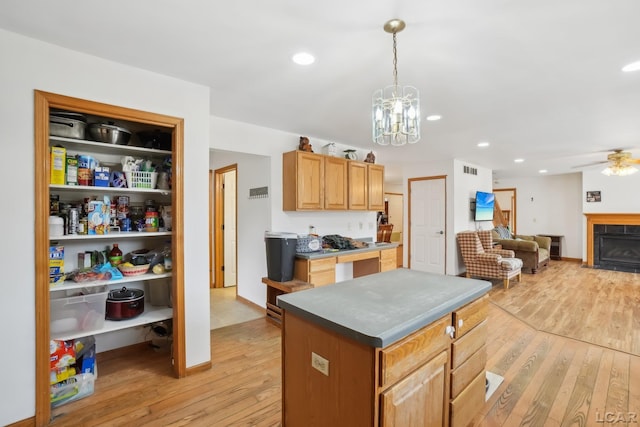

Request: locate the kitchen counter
(277, 268), (490, 347)
(295, 241), (398, 260)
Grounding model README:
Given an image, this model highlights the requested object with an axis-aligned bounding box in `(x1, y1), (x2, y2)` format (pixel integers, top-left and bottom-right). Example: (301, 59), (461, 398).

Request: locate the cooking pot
(106, 287), (144, 320)
(137, 130), (172, 150)
(50, 112), (87, 139)
(88, 122), (132, 145)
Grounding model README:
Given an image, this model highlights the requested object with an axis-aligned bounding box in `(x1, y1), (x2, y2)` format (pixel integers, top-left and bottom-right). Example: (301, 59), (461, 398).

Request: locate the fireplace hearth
(593, 224), (640, 272)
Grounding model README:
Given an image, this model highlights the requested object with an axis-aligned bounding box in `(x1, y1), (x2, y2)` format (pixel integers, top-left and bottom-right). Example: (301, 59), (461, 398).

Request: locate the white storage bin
(50, 286), (108, 335)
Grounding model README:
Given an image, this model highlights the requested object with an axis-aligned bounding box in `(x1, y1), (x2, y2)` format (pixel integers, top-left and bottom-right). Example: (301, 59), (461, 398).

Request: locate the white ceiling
(3, 0), (640, 183)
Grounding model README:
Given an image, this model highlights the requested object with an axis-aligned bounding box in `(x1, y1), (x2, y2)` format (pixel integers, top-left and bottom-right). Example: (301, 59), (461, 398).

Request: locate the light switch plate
(311, 352), (329, 376)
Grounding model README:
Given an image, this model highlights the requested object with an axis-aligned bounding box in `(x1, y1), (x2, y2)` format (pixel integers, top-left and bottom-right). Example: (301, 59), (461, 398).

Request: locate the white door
(409, 178), (446, 274)
(223, 170), (237, 287)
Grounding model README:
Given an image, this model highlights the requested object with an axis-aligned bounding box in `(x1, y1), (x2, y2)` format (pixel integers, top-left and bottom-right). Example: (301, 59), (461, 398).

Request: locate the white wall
(0, 29), (211, 425)
(209, 117), (376, 308)
(494, 173), (583, 259)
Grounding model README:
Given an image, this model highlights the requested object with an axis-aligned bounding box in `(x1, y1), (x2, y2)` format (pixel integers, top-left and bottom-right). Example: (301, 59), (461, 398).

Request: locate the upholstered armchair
(491, 226), (551, 273)
(457, 230), (523, 289)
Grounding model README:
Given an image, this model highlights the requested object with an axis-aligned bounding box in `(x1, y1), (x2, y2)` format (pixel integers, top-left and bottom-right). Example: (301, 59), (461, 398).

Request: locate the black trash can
(265, 232), (298, 282)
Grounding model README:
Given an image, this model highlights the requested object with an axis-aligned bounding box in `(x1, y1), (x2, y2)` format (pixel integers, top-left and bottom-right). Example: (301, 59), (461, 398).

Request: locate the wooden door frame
(212, 164), (238, 289)
(407, 176), (447, 272)
(34, 91), (186, 426)
(493, 187), (517, 235)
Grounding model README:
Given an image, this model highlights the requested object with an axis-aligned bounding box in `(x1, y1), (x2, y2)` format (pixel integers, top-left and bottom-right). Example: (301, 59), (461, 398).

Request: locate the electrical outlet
(359, 222), (363, 230)
(311, 352), (329, 376)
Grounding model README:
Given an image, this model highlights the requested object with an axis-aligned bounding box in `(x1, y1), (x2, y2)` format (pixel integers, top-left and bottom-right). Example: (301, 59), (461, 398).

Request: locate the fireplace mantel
(584, 213), (640, 266)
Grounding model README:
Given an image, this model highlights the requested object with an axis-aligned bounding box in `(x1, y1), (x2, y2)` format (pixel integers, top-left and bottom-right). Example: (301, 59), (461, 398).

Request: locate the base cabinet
(380, 351), (449, 427)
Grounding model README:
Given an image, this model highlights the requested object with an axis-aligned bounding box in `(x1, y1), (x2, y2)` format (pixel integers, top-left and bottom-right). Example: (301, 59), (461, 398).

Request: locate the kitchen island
(277, 268), (491, 427)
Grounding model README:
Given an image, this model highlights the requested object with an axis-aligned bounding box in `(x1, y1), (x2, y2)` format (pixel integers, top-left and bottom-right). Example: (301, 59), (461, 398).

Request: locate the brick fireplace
(585, 213), (640, 271)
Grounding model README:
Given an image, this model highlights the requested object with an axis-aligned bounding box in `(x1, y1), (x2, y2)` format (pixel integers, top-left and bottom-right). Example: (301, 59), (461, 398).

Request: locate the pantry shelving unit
(34, 90), (186, 426)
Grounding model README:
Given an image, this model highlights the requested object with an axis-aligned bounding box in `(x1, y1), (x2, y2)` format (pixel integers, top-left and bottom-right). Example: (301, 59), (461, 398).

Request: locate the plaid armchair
(457, 230), (523, 289)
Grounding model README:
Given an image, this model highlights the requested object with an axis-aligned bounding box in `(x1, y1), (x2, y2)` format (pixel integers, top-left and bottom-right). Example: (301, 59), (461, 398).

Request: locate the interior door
(409, 177), (446, 274)
(223, 169), (237, 287)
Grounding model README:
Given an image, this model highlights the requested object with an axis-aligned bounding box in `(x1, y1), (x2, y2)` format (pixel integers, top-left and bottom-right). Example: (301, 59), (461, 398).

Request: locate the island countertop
(277, 268), (491, 348)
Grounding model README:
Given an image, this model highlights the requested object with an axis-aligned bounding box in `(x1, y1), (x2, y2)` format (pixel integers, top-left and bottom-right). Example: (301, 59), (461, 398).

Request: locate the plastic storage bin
(50, 286), (108, 335)
(50, 373), (96, 408)
(265, 232), (297, 282)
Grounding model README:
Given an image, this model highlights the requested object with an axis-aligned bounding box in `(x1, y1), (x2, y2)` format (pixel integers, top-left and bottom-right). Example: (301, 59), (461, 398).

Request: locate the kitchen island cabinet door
(380, 350), (449, 427)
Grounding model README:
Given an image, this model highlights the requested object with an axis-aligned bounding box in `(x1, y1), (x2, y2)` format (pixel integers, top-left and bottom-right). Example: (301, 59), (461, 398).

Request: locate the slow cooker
(106, 287), (144, 320)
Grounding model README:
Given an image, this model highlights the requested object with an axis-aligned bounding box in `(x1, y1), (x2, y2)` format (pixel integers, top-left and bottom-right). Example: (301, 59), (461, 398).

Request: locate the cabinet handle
(445, 325), (455, 338)
(458, 319), (464, 328)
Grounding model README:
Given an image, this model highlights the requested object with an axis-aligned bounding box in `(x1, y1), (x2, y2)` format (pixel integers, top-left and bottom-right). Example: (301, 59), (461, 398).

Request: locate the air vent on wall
(463, 165), (478, 175)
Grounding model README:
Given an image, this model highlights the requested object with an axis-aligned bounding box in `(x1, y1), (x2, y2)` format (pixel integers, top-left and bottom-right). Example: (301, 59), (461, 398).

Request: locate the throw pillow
(494, 226), (512, 239)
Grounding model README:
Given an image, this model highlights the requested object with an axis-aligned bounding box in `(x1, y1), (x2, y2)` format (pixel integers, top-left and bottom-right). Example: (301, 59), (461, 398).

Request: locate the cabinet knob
(458, 319), (464, 328)
(445, 325), (455, 338)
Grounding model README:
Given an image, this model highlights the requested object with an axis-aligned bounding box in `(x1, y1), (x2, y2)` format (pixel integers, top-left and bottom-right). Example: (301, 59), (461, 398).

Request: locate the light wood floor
(49, 262), (640, 427)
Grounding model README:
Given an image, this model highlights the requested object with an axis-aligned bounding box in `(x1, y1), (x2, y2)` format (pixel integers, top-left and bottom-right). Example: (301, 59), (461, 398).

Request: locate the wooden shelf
(50, 231), (172, 241)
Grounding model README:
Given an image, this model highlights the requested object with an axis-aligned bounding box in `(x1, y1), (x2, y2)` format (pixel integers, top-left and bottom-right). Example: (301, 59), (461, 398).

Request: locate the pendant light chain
(392, 32), (399, 91)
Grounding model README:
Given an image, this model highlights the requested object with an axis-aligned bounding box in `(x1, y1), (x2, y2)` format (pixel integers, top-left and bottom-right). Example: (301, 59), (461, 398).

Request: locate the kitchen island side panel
(282, 311), (377, 427)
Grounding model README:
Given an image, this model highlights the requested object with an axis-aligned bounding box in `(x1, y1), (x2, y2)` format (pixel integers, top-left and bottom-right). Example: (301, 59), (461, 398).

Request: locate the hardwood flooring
(49, 262), (640, 427)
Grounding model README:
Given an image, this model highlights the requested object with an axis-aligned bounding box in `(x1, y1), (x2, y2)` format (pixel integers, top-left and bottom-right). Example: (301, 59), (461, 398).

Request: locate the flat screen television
(474, 191), (495, 221)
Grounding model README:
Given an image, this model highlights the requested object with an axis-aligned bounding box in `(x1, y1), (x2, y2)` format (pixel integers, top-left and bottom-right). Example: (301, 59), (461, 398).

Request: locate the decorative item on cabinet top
(298, 136), (313, 152)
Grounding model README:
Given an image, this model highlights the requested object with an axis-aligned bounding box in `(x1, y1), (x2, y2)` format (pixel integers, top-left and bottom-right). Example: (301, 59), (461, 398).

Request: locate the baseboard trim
(186, 360), (213, 376)
(7, 417), (34, 427)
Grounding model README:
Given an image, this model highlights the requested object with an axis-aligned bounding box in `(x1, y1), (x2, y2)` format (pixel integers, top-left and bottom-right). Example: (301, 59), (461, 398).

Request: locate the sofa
(491, 226), (551, 273)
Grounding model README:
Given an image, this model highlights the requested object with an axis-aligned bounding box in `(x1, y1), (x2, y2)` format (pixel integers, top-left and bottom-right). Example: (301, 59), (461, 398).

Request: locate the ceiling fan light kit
(372, 19), (420, 146)
(601, 150), (640, 176)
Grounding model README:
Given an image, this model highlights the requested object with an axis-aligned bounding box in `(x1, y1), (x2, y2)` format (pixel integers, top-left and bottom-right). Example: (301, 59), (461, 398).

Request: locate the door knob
(438, 231), (444, 235)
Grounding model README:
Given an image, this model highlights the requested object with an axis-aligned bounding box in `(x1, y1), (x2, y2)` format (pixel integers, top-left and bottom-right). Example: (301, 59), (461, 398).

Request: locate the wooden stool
(262, 277), (313, 326)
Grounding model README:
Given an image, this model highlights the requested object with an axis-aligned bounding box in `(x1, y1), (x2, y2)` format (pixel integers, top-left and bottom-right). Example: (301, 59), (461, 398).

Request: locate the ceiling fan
(572, 149), (640, 176)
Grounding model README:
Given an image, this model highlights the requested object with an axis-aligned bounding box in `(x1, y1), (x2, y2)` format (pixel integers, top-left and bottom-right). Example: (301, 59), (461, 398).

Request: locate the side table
(539, 234), (563, 260)
(261, 277), (313, 326)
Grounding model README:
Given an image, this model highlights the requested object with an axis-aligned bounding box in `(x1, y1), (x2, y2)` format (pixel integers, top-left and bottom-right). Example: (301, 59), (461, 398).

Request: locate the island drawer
(451, 320), (487, 369)
(379, 248), (396, 261)
(308, 270), (336, 287)
(379, 315), (450, 388)
(450, 371), (486, 427)
(337, 251), (379, 263)
(450, 344), (486, 399)
(452, 295), (488, 339)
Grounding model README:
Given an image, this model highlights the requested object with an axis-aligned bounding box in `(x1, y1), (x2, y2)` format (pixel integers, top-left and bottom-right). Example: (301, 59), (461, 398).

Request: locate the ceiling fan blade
(571, 160), (608, 169)
(628, 158), (640, 164)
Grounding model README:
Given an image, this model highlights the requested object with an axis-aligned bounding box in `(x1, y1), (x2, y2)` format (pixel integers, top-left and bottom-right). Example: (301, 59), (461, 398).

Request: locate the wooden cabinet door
(324, 156), (348, 210)
(368, 164), (385, 211)
(380, 350), (449, 427)
(348, 161), (368, 210)
(283, 151), (324, 210)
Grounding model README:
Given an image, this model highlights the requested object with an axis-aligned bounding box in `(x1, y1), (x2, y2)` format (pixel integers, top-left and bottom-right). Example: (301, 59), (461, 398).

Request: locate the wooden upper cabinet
(283, 150), (384, 211)
(283, 151), (324, 211)
(348, 161), (368, 210)
(324, 156), (348, 210)
(368, 163), (385, 211)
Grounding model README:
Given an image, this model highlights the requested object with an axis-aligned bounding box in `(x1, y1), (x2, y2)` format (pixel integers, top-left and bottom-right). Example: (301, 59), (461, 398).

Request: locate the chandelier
(372, 19), (420, 146)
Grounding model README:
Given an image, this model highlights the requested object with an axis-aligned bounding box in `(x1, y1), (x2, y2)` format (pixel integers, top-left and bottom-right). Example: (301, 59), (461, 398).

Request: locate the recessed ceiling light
(426, 115), (442, 121)
(514, 158), (525, 163)
(477, 141), (490, 148)
(539, 169), (548, 173)
(622, 60), (640, 72)
(292, 52), (315, 65)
